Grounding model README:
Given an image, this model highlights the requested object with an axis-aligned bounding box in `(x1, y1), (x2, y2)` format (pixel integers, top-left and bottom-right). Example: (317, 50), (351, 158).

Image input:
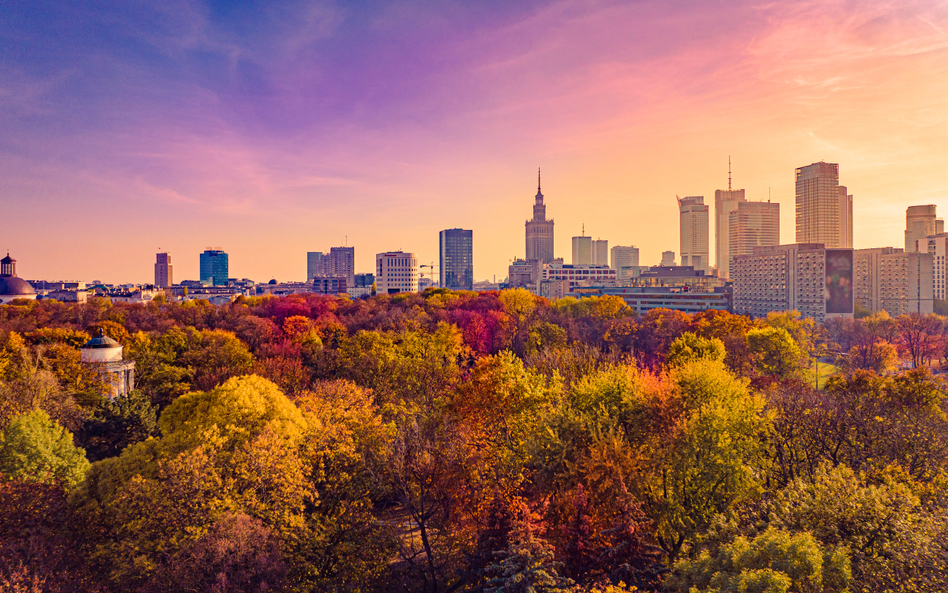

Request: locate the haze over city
(3, 0), (947, 283)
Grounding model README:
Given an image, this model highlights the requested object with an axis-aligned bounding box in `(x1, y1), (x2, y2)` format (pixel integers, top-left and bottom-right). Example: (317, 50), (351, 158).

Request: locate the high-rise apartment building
(376, 251), (418, 294)
(572, 235), (592, 265)
(853, 247), (935, 315)
(727, 201), (780, 279)
(795, 162), (852, 248)
(592, 239), (608, 266)
(199, 249), (229, 286)
(854, 247), (902, 312)
(439, 228), (473, 290)
(880, 252), (933, 315)
(905, 205), (944, 252)
(154, 253), (172, 288)
(525, 170), (555, 264)
(922, 233), (948, 299)
(732, 243), (854, 322)
(678, 195), (709, 273)
(714, 163), (746, 278)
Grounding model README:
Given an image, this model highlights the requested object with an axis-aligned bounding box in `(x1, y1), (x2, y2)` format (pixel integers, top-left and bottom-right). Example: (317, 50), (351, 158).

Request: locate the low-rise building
(571, 285), (732, 315)
(541, 263), (617, 289)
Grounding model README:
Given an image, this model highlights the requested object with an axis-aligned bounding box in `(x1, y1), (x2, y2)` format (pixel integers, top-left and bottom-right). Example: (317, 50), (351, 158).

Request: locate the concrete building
(571, 285), (732, 315)
(572, 235), (592, 265)
(727, 201), (780, 279)
(329, 247), (355, 286)
(80, 331), (135, 399)
(541, 263), (616, 289)
(199, 249), (229, 286)
(854, 247), (902, 312)
(439, 228), (474, 290)
(307, 252), (327, 280)
(0, 254), (37, 305)
(507, 258), (537, 289)
(732, 243), (854, 322)
(678, 195), (709, 273)
(922, 234), (948, 300)
(795, 162), (852, 248)
(592, 239), (609, 267)
(376, 251), (418, 294)
(879, 251), (933, 315)
(632, 266), (726, 291)
(611, 246), (640, 283)
(905, 205), (944, 252)
(661, 251), (677, 267)
(154, 253), (172, 288)
(525, 170), (555, 264)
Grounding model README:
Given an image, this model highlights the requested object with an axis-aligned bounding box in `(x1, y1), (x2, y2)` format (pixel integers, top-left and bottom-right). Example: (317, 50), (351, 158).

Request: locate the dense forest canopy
(0, 289), (946, 592)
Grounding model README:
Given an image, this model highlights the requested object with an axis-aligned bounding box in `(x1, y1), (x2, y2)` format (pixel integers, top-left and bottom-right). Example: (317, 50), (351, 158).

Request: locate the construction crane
(419, 262), (438, 288)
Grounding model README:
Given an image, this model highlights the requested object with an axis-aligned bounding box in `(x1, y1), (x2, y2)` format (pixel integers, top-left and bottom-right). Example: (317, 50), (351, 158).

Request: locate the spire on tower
(538, 167), (541, 191)
(728, 156), (732, 191)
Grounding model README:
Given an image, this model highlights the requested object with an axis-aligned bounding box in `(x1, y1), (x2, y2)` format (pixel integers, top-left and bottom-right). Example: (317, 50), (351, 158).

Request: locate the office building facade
(715, 188), (746, 278)
(592, 239), (608, 266)
(727, 201), (780, 279)
(542, 263), (616, 289)
(199, 249), (229, 286)
(795, 162), (852, 248)
(572, 236), (592, 265)
(154, 253), (173, 288)
(661, 251), (676, 267)
(439, 228), (473, 290)
(376, 251), (418, 294)
(678, 195), (709, 273)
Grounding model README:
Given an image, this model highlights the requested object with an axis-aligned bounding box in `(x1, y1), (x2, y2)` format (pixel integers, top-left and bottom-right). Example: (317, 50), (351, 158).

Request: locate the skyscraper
(591, 239), (608, 266)
(795, 162), (851, 248)
(329, 246), (355, 285)
(611, 246), (639, 270)
(611, 245), (640, 283)
(525, 169), (554, 264)
(714, 161), (746, 278)
(199, 249), (229, 286)
(905, 205), (944, 252)
(572, 235), (592, 265)
(439, 228), (473, 290)
(307, 252), (326, 280)
(154, 253), (172, 288)
(678, 195), (709, 273)
(727, 201), (780, 279)
(661, 251), (676, 266)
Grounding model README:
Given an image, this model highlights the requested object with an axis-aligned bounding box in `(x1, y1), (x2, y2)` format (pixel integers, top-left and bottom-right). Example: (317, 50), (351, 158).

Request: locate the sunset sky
(2, 0), (947, 284)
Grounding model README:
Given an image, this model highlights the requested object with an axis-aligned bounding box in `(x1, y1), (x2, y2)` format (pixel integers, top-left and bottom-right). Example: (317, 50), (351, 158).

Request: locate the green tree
(79, 390), (158, 461)
(670, 527), (851, 593)
(666, 332), (726, 368)
(747, 327), (802, 380)
(0, 410), (90, 489)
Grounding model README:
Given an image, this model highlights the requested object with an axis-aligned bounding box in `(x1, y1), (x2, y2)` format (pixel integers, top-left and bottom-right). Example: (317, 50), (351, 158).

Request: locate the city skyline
(2, 1), (947, 283)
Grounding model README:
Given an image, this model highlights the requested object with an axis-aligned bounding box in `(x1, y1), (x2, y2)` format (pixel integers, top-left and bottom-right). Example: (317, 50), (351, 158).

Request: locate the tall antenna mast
(728, 156), (732, 191)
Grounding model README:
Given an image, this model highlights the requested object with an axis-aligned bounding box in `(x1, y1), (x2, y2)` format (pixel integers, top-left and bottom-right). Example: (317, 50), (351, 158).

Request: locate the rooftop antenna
(728, 156), (732, 191)
(768, 187), (771, 202)
(582, 223), (585, 237)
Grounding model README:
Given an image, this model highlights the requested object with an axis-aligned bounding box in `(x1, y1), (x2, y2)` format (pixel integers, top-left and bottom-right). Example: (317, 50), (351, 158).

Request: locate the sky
(2, 0), (948, 284)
